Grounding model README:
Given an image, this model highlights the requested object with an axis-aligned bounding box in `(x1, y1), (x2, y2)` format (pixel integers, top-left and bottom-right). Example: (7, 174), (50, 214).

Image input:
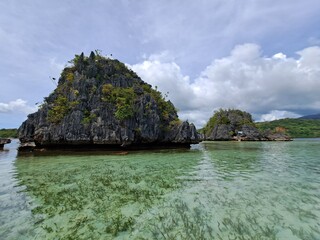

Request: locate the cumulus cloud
(130, 44), (320, 128)
(0, 99), (37, 114)
(193, 44), (320, 113)
(130, 55), (196, 111)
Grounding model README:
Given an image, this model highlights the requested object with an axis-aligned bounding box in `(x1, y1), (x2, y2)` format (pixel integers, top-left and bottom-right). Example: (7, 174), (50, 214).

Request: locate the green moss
(81, 112), (97, 124)
(61, 67), (76, 81)
(114, 89), (135, 121)
(47, 96), (79, 124)
(65, 72), (74, 82)
(113, 60), (127, 72)
(73, 89), (79, 96)
(101, 85), (136, 121)
(102, 84), (113, 95)
(47, 96), (70, 123)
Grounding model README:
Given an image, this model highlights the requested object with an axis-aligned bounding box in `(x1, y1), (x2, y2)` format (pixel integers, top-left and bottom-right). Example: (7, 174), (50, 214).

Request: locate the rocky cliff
(18, 52), (199, 149)
(203, 109), (291, 141)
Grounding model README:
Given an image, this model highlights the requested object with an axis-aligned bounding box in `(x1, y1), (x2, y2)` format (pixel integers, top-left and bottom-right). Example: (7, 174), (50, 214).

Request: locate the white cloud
(0, 99), (37, 114)
(272, 53), (286, 59)
(230, 43), (261, 62)
(297, 46), (320, 69)
(146, 51), (175, 62)
(130, 54), (196, 111)
(129, 44), (320, 128)
(258, 110), (301, 122)
(192, 44), (320, 121)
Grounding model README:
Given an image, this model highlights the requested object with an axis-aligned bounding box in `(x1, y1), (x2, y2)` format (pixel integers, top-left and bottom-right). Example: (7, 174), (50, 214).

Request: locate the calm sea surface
(0, 139), (319, 239)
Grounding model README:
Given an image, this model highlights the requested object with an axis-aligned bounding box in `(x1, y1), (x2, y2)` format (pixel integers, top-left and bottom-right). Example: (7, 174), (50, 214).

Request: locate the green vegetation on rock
(44, 51), (178, 123)
(256, 118), (320, 138)
(101, 84), (136, 121)
(81, 110), (97, 124)
(47, 96), (71, 123)
(202, 108), (255, 136)
(141, 84), (177, 122)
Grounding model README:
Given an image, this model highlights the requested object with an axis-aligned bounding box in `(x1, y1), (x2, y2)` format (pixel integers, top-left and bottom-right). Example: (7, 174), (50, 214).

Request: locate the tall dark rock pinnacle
(18, 52), (200, 149)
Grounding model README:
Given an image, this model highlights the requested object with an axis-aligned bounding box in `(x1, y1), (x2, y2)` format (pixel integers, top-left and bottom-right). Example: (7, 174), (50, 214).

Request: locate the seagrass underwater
(0, 139), (319, 239)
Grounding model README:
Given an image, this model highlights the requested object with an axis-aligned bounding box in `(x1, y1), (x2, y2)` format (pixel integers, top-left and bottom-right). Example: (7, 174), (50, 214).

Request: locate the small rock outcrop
(202, 109), (291, 141)
(18, 52), (200, 149)
(0, 138), (11, 150)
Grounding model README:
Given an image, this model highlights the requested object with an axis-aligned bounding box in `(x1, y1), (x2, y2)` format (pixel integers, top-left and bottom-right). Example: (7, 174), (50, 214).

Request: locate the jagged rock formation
(18, 52), (199, 149)
(202, 109), (291, 141)
(0, 138), (11, 150)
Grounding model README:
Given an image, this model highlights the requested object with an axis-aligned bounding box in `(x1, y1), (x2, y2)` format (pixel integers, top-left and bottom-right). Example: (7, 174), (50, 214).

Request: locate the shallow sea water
(0, 139), (319, 239)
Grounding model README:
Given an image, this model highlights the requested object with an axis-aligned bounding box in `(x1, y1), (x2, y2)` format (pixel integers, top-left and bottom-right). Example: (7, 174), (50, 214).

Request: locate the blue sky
(1, 0), (320, 128)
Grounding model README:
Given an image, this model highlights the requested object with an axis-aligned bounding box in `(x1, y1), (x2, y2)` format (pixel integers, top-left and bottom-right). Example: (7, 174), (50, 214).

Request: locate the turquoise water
(0, 139), (319, 239)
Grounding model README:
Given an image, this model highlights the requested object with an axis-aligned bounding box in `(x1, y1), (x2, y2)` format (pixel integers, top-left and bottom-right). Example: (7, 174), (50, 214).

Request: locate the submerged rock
(18, 52), (200, 150)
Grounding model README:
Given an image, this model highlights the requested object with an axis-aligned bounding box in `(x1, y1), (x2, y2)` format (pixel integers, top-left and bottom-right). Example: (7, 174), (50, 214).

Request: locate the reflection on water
(0, 140), (319, 239)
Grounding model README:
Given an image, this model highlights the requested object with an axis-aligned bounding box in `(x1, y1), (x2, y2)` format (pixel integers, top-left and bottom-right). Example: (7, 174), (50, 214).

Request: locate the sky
(1, 0), (320, 128)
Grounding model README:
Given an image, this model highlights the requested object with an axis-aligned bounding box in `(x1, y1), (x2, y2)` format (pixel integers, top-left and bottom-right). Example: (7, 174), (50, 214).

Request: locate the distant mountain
(299, 113), (320, 120)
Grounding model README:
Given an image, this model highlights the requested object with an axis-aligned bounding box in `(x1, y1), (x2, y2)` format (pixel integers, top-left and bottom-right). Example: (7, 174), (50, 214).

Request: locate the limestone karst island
(18, 52), (199, 150)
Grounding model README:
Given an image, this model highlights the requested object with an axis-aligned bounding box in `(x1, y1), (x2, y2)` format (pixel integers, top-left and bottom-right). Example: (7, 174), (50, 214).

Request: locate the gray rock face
(206, 124), (262, 141)
(206, 124), (233, 140)
(241, 125), (263, 141)
(18, 52), (200, 149)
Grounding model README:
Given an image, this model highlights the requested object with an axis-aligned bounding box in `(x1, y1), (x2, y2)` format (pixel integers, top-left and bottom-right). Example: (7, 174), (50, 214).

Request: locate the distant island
(256, 117), (320, 138)
(200, 109), (291, 141)
(18, 51), (199, 150)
